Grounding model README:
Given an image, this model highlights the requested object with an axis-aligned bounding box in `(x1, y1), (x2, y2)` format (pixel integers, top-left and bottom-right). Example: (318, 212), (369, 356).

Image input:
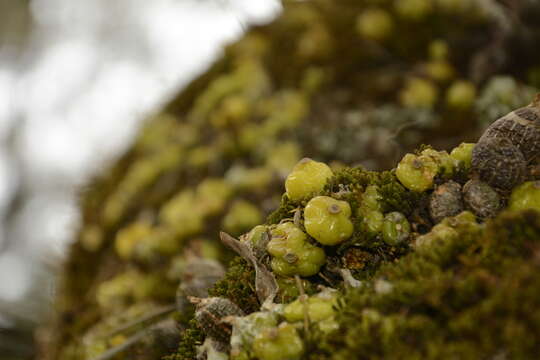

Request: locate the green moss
(324, 168), (423, 216)
(316, 210), (540, 359)
(266, 193), (299, 225)
(207, 257), (259, 314)
(322, 168), (423, 254)
(324, 167), (374, 194)
(376, 171), (424, 215)
(168, 258), (260, 359)
(480, 209), (540, 267)
(164, 319), (204, 360)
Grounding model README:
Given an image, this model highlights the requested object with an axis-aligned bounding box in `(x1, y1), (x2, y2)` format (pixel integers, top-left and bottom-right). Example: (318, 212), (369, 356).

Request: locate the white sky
(0, 0), (280, 314)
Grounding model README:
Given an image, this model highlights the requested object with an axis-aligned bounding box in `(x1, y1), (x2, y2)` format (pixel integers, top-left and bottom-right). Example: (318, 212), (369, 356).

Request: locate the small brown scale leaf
(479, 105), (540, 162)
(429, 181), (464, 223)
(462, 179), (501, 218)
(472, 137), (526, 190)
(193, 297), (244, 344)
(472, 97), (540, 190)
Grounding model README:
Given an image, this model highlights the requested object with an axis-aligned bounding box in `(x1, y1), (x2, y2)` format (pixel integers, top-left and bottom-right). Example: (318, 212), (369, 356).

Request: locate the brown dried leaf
(220, 231), (278, 304)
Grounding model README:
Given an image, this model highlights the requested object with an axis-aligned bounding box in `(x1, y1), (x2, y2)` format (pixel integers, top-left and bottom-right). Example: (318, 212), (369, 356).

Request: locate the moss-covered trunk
(41, 1), (540, 359)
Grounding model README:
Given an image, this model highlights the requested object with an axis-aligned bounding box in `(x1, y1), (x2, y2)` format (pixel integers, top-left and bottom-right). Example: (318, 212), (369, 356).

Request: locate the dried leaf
(220, 232), (278, 304)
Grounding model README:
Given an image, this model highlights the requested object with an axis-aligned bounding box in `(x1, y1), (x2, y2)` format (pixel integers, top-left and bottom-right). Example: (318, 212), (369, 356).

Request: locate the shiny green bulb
(509, 181), (540, 212)
(285, 158), (333, 201)
(304, 196), (354, 246)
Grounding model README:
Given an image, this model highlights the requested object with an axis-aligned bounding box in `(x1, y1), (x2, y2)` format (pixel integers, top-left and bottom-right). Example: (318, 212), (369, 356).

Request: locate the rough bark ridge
(41, 0), (540, 359)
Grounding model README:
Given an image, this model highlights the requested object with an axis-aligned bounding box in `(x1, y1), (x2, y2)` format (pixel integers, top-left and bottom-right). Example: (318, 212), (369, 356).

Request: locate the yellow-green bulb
(400, 77), (438, 109)
(415, 211), (479, 251)
(196, 178), (233, 216)
(360, 209), (384, 235)
(243, 225), (269, 246)
(421, 148), (456, 177)
(396, 153), (439, 192)
(396, 147), (460, 192)
(275, 277), (314, 304)
(267, 223), (326, 277)
(285, 158), (333, 201)
(356, 8), (394, 41)
(446, 80), (476, 109)
(358, 185), (384, 236)
(429, 39), (449, 60)
(252, 323), (304, 360)
(160, 190), (204, 238)
(283, 291), (338, 323)
(266, 142), (301, 177)
(362, 185), (383, 211)
(382, 212), (411, 246)
(304, 196), (354, 246)
(222, 200), (263, 234)
(415, 223), (458, 250)
(509, 181), (540, 212)
(450, 142), (475, 169)
(114, 222), (152, 260)
(426, 60), (455, 82)
(395, 0), (433, 21)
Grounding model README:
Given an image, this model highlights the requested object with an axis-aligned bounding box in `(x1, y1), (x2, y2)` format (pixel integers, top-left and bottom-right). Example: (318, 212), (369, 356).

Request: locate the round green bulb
(362, 185), (383, 211)
(429, 39), (449, 60)
(450, 143), (475, 169)
(421, 148), (456, 177)
(275, 277), (314, 303)
(222, 200), (263, 234)
(243, 225), (269, 246)
(358, 185), (383, 236)
(415, 223), (458, 250)
(395, 0), (433, 21)
(361, 209), (384, 235)
(252, 323), (304, 360)
(267, 223), (326, 277)
(196, 178), (233, 215)
(441, 210), (477, 226)
(356, 8), (394, 41)
(426, 60), (455, 82)
(230, 311), (279, 360)
(114, 222), (152, 260)
(382, 212), (411, 245)
(284, 291), (338, 323)
(416, 211), (478, 250)
(400, 77), (438, 109)
(304, 196), (354, 246)
(446, 80), (476, 109)
(509, 181), (540, 212)
(396, 153), (439, 192)
(285, 158), (333, 201)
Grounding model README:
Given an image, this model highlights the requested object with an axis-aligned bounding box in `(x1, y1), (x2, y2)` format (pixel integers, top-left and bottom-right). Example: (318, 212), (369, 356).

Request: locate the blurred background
(0, 0), (280, 357)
